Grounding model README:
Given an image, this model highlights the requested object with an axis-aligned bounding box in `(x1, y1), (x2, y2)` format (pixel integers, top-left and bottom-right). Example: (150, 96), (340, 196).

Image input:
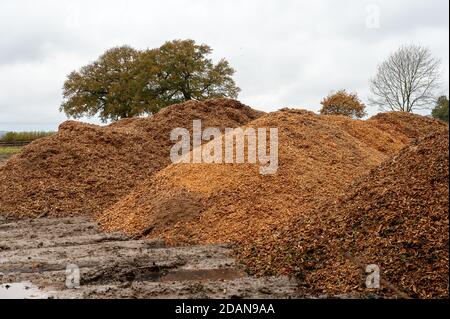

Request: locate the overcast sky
(0, 0), (448, 131)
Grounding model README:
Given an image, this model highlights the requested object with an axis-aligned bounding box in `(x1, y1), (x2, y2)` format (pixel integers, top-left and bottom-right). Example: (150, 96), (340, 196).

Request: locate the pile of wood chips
(240, 129), (448, 298)
(98, 110), (447, 298)
(0, 99), (262, 217)
(97, 111), (444, 253)
(2, 98), (447, 298)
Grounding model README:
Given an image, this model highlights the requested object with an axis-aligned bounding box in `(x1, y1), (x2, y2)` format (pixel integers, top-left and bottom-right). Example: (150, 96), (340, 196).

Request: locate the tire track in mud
(0, 216), (299, 299)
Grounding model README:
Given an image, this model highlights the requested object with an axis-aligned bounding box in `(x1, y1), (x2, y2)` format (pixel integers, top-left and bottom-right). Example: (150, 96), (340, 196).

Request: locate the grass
(0, 131), (55, 142)
(0, 146), (23, 156)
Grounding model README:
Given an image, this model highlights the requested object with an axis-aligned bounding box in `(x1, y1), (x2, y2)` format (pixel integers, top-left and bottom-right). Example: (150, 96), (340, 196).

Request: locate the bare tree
(369, 44), (442, 112)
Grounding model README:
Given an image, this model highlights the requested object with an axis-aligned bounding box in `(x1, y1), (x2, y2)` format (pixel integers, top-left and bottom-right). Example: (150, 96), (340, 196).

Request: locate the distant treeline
(0, 131), (56, 142)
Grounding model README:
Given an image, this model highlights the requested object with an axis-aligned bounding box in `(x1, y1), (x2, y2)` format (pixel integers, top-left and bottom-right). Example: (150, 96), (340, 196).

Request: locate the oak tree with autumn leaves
(320, 90), (367, 119)
(60, 40), (240, 122)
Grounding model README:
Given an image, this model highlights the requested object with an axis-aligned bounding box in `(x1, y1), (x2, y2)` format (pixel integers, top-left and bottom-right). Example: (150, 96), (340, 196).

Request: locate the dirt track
(0, 215), (301, 299)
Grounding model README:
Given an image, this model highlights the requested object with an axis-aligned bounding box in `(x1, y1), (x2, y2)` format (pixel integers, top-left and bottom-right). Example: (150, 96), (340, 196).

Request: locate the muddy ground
(0, 215), (306, 299)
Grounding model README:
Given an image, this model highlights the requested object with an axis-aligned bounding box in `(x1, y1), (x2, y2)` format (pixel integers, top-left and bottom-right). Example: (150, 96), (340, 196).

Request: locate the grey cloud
(0, 0), (448, 131)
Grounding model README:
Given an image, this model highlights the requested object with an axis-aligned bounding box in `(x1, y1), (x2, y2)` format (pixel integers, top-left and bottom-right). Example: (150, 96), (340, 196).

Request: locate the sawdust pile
(98, 111), (444, 249)
(242, 129), (448, 298)
(0, 99), (262, 217)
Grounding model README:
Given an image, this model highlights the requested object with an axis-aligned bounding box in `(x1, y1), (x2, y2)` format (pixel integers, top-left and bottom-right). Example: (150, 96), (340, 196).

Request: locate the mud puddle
(0, 282), (48, 299)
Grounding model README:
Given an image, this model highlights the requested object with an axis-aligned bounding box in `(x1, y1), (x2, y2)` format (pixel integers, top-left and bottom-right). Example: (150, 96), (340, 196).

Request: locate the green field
(0, 146), (23, 156)
(0, 131), (55, 143)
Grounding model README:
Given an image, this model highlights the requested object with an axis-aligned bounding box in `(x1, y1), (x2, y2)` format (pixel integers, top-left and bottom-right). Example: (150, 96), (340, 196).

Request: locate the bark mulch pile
(0, 99), (262, 218)
(240, 129), (448, 298)
(97, 110), (444, 254)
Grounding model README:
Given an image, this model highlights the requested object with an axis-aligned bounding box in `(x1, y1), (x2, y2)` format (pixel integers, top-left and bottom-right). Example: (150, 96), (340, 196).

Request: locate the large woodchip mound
(97, 111), (445, 253)
(0, 99), (263, 217)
